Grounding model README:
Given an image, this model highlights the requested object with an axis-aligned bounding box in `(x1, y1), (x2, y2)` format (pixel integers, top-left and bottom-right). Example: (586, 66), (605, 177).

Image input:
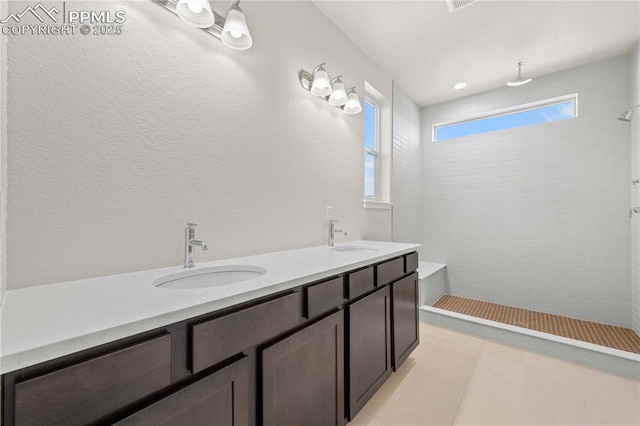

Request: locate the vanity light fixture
(343, 87), (363, 114)
(328, 76), (348, 106)
(299, 64), (362, 114)
(310, 64), (332, 97)
(150, 0), (253, 50)
(220, 1), (252, 50)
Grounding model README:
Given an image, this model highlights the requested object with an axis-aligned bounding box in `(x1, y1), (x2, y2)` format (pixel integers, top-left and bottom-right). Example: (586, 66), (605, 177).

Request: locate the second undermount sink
(330, 245), (381, 253)
(154, 265), (266, 290)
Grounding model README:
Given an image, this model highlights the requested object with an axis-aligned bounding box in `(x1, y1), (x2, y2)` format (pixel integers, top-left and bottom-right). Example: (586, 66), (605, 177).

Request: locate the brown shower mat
(433, 294), (640, 354)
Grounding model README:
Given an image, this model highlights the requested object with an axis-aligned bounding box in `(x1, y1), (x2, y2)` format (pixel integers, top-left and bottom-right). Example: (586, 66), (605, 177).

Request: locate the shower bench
(418, 261), (447, 306)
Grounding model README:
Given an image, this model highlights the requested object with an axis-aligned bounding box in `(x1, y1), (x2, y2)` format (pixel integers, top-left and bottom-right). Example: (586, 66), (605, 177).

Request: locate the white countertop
(0, 240), (420, 374)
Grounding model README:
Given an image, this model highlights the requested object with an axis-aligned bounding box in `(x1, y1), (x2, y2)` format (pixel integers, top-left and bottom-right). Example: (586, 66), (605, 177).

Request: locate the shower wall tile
(417, 54), (633, 327)
(392, 82), (422, 245)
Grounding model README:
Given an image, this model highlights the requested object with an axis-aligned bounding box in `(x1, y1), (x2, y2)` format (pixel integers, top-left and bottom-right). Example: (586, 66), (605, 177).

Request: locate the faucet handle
(186, 223), (198, 227)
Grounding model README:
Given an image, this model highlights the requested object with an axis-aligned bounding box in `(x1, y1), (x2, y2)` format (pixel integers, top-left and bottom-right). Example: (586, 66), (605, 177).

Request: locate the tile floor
(348, 323), (640, 426)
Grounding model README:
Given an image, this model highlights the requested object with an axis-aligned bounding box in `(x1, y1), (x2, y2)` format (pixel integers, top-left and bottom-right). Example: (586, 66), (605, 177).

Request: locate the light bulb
(187, 1), (203, 13)
(310, 64), (332, 97)
(221, 2), (253, 50)
(329, 77), (347, 106)
(343, 88), (362, 114)
(176, 0), (214, 28)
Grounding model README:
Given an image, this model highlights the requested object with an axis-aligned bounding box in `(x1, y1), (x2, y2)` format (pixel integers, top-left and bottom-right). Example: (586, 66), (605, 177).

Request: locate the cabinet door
(391, 273), (419, 370)
(116, 357), (250, 426)
(262, 310), (344, 426)
(348, 286), (391, 419)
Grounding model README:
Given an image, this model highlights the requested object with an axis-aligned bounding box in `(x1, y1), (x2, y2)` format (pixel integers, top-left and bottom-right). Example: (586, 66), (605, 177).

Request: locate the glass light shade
(187, 2), (203, 13)
(176, 0), (215, 28)
(343, 89), (362, 114)
(221, 6), (252, 50)
(328, 78), (347, 106)
(310, 65), (332, 97)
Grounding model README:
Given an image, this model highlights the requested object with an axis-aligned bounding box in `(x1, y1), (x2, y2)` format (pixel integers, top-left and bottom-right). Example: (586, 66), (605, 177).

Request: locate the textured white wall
(391, 82), (422, 243)
(0, 0), (6, 303)
(5, 1), (393, 289)
(631, 43), (640, 335)
(421, 55), (632, 327)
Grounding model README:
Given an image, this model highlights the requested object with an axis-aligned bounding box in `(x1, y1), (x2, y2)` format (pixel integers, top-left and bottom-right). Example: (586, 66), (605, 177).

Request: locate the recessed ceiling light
(453, 82), (467, 90)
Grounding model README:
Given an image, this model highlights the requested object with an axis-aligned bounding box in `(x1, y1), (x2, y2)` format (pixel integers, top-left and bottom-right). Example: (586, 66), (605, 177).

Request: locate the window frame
(364, 96), (380, 200)
(432, 93), (578, 142)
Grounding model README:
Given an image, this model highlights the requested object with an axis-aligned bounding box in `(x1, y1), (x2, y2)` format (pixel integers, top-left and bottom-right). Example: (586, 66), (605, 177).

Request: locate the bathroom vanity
(0, 241), (420, 425)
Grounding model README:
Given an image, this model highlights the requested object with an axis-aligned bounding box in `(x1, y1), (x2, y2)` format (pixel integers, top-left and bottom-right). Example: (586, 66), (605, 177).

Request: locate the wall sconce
(150, 0), (253, 50)
(299, 64), (362, 114)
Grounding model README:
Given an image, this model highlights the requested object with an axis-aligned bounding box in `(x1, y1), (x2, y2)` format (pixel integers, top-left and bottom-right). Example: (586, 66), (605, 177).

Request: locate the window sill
(363, 200), (393, 210)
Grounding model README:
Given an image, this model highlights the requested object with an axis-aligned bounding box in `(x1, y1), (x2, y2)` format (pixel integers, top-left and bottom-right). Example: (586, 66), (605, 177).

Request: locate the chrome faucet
(328, 219), (348, 247)
(184, 223), (208, 268)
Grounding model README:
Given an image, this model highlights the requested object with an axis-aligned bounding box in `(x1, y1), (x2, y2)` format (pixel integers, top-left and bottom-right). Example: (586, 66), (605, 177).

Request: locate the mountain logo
(1, 3), (60, 24)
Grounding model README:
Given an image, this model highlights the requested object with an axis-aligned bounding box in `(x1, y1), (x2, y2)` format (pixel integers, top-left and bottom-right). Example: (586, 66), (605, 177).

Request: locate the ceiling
(313, 0), (640, 106)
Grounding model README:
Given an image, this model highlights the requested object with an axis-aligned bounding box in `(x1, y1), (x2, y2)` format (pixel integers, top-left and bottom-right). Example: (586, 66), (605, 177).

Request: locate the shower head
(507, 62), (532, 87)
(617, 105), (639, 122)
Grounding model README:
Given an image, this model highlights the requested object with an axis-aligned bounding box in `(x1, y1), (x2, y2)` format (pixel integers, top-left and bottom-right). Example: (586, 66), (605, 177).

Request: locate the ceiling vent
(447, 0), (478, 12)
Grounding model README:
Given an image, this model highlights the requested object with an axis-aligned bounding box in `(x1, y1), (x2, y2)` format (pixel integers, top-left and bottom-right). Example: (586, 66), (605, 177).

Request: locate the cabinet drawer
(14, 334), (172, 426)
(405, 252), (419, 274)
(191, 292), (301, 373)
(376, 257), (404, 287)
(346, 267), (374, 299)
(305, 277), (344, 319)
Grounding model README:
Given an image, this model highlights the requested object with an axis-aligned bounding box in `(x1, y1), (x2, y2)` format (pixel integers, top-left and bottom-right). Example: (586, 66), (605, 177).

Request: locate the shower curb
(420, 305), (640, 381)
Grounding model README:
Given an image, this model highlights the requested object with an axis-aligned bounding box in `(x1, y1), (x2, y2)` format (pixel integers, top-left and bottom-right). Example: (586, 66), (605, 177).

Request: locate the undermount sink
(330, 245), (381, 253)
(154, 265), (266, 290)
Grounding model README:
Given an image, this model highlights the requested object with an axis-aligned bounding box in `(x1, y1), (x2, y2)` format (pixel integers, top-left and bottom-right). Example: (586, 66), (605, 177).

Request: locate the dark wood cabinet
(347, 286), (392, 419)
(262, 310), (344, 426)
(391, 273), (419, 370)
(346, 267), (374, 300)
(2, 251), (420, 426)
(116, 356), (250, 426)
(405, 252), (419, 274)
(304, 277), (344, 319)
(14, 334), (172, 426)
(191, 292), (300, 373)
(376, 257), (404, 287)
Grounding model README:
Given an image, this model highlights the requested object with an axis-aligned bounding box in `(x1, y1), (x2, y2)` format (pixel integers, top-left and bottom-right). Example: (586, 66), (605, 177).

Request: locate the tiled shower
(392, 50), (640, 354)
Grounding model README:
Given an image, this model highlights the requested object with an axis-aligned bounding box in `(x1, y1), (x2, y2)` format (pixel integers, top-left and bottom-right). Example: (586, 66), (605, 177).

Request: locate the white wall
(391, 82), (422, 243)
(0, 0), (6, 303)
(420, 55), (632, 327)
(631, 43), (640, 335)
(5, 0), (393, 289)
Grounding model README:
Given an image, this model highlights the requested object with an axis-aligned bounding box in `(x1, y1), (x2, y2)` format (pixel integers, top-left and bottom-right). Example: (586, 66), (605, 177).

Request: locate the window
(364, 98), (379, 199)
(433, 94), (577, 142)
